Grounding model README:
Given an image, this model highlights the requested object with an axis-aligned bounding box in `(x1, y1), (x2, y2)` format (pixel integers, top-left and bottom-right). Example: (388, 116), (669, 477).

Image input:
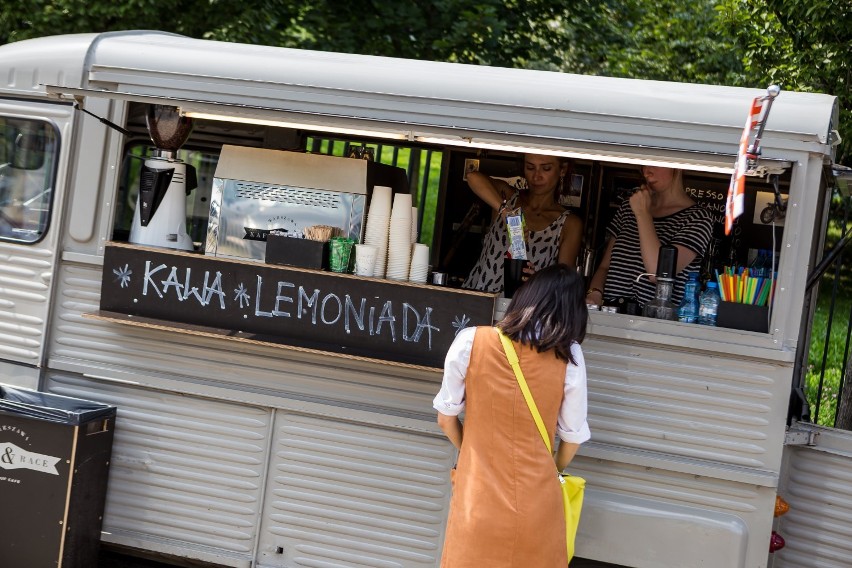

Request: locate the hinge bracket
(785, 428), (817, 446)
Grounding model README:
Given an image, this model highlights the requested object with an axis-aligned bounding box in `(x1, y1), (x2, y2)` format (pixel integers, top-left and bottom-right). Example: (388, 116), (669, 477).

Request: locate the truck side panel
(45, 258), (787, 567)
(45, 373), (272, 568)
(0, 101), (74, 377)
(774, 427), (852, 568)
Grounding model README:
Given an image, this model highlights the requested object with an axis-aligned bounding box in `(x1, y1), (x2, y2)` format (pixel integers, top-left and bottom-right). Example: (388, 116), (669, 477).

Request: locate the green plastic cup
(329, 237), (355, 273)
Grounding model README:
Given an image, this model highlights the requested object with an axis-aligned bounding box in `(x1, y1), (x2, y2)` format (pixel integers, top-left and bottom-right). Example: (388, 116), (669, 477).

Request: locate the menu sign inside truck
(98, 244), (496, 368)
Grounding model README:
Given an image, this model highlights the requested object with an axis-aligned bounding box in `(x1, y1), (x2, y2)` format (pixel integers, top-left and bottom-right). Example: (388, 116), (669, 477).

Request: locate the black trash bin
(0, 385), (116, 568)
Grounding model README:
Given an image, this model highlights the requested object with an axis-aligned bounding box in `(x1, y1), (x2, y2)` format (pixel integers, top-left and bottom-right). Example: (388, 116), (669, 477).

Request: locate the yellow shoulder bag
(497, 328), (585, 563)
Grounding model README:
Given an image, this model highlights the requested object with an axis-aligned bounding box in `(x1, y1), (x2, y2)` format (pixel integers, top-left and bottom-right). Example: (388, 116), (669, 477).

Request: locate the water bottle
(677, 272), (700, 323)
(697, 282), (721, 326)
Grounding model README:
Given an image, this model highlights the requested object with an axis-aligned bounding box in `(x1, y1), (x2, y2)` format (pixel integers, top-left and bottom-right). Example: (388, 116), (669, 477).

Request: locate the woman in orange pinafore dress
(433, 264), (590, 568)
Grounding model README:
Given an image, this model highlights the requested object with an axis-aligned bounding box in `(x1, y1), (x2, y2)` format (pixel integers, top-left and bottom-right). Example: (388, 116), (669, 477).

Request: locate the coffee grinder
(129, 105), (196, 250)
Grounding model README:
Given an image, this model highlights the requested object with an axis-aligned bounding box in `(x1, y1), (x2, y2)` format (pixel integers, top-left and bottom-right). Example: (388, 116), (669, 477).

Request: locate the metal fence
(305, 137), (442, 247)
(797, 175), (852, 429)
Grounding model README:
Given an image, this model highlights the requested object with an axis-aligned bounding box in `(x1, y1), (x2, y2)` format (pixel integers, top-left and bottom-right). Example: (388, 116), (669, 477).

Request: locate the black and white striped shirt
(604, 202), (713, 306)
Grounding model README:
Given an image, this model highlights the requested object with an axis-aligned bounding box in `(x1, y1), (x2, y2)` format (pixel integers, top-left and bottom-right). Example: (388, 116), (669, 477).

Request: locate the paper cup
(410, 243), (429, 266)
(391, 192), (413, 215)
(354, 244), (378, 276)
(410, 206), (419, 242)
(369, 186), (393, 217)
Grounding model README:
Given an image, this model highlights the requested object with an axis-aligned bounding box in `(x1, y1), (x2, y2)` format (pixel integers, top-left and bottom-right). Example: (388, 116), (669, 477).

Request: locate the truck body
(0, 31), (850, 567)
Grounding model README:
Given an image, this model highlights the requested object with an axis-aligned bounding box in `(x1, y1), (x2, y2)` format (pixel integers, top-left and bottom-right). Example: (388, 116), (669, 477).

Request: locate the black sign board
(99, 243), (496, 368)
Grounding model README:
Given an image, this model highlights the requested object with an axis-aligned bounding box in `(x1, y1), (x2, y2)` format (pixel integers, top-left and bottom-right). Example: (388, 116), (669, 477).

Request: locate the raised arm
(466, 171), (516, 212)
(631, 189), (698, 278)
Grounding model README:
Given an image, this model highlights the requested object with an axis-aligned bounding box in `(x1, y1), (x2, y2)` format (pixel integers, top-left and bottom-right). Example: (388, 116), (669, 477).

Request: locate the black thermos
(643, 245), (679, 320)
(656, 245), (678, 280)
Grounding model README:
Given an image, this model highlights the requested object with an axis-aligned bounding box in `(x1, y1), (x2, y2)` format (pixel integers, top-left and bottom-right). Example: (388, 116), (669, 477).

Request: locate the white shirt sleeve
(432, 326), (476, 416)
(556, 342), (591, 444)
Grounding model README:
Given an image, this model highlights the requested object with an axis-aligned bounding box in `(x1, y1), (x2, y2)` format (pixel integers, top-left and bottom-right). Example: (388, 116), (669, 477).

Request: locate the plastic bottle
(677, 272), (700, 323)
(697, 282), (721, 326)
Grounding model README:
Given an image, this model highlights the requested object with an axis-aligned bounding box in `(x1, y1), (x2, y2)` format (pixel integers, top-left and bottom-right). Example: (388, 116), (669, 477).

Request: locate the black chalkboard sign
(99, 243), (496, 368)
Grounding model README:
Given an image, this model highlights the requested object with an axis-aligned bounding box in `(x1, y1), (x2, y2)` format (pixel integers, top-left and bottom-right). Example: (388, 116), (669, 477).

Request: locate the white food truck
(0, 30), (850, 568)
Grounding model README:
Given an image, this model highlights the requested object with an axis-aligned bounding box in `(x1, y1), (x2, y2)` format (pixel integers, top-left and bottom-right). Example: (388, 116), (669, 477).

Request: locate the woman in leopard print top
(463, 154), (583, 294)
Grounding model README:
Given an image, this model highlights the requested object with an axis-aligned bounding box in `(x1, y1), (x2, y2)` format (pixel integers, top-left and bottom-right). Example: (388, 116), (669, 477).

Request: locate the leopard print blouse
(463, 192), (571, 293)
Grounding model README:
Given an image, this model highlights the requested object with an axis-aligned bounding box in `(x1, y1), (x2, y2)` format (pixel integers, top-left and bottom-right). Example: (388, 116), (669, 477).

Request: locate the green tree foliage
(586, 0), (744, 85)
(0, 1), (301, 46)
(292, 1), (566, 67)
(716, 0), (850, 165)
(0, 1), (595, 68)
(0, 0), (847, 163)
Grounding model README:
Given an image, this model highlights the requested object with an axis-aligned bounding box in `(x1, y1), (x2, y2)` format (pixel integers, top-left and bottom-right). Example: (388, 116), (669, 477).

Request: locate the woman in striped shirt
(585, 166), (712, 308)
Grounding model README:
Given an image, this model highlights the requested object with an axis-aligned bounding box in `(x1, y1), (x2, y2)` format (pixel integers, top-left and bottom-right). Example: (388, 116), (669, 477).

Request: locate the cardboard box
(265, 234), (329, 270)
(717, 301), (769, 333)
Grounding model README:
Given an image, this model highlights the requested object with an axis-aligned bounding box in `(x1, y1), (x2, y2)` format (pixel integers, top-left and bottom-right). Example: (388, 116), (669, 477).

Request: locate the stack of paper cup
(354, 244), (378, 276)
(385, 193), (413, 280)
(409, 243), (430, 283)
(363, 186), (392, 278)
(410, 206), (419, 243)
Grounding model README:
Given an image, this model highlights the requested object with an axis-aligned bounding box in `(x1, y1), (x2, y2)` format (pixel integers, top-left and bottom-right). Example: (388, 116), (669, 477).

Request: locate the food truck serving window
(0, 117), (57, 243)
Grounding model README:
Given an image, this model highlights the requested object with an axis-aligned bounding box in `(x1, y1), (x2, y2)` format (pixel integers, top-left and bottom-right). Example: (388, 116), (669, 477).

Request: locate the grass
(805, 209), (852, 427)
(806, 291), (851, 426)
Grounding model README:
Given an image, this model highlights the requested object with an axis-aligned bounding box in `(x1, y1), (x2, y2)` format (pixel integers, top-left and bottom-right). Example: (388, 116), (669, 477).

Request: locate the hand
(629, 185), (654, 219)
(521, 261), (535, 282)
(585, 288), (603, 306)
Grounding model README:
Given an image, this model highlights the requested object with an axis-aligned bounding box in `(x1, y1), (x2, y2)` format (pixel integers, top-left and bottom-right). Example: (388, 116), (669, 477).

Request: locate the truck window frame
(0, 116), (59, 245)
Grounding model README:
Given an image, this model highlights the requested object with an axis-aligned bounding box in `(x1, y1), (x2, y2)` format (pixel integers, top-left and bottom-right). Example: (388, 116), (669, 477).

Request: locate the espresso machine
(129, 105), (196, 250)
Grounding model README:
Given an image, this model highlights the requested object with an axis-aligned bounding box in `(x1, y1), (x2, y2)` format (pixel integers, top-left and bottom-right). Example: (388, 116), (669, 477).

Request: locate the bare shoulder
(562, 211), (583, 232)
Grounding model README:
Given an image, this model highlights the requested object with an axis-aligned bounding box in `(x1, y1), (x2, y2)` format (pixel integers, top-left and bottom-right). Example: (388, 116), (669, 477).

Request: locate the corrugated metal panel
(49, 264), (442, 418)
(50, 262), (791, 471)
(570, 455), (773, 568)
(584, 336), (790, 472)
(256, 412), (453, 568)
(47, 260), (800, 568)
(45, 373), (271, 564)
(0, 241), (52, 362)
(774, 444), (852, 568)
(0, 100), (75, 367)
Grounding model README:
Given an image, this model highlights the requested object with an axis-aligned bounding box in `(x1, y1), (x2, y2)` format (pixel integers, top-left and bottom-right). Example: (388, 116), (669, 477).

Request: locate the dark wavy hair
(497, 263), (587, 365)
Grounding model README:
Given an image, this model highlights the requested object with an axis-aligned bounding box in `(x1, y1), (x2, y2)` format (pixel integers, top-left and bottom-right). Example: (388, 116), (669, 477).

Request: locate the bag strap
(497, 328), (552, 454)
